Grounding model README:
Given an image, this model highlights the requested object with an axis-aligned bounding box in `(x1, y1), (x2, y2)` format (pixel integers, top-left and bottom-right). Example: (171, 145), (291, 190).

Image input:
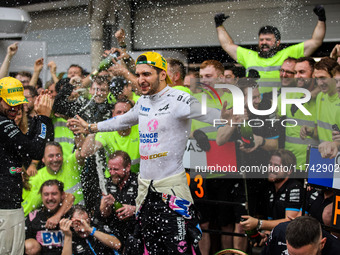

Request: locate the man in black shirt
(241, 150), (302, 232)
(25, 180), (71, 255)
(98, 150), (138, 250)
(262, 216), (340, 255)
(216, 79), (279, 251)
(0, 77), (53, 255)
(60, 205), (121, 255)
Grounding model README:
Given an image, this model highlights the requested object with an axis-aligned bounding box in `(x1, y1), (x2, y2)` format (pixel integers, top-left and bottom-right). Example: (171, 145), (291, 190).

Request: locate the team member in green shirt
(167, 58), (191, 94)
(191, 60), (233, 141)
(318, 65), (340, 158)
(52, 116), (75, 158)
(214, 5), (326, 95)
(22, 141), (85, 216)
(278, 57), (318, 170)
(301, 58), (340, 143)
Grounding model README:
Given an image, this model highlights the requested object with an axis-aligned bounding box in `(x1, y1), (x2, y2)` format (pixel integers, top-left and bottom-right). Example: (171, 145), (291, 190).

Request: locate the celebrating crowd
(1, 4), (340, 255)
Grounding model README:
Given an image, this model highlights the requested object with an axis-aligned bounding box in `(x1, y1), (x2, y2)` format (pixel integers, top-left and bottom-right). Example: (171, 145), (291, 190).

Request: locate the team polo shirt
(132, 92), (141, 104)
(173, 85), (191, 94)
(237, 43), (304, 94)
(95, 124), (140, 176)
(95, 173), (138, 247)
(267, 179), (303, 220)
(22, 152), (84, 216)
(306, 189), (333, 224)
(191, 91), (233, 139)
(315, 92), (340, 142)
(25, 209), (65, 254)
(277, 92), (318, 170)
(108, 92), (140, 105)
(52, 116), (75, 158)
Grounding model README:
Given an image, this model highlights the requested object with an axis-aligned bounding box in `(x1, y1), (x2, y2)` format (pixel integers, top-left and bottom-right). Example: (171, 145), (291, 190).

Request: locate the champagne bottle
(113, 200), (123, 211)
(240, 218), (262, 246)
(92, 52), (120, 77)
(245, 228), (262, 246)
(240, 121), (255, 148)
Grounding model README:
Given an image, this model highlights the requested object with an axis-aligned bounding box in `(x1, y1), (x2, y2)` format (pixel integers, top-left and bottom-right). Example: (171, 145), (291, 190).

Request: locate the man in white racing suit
(68, 52), (221, 254)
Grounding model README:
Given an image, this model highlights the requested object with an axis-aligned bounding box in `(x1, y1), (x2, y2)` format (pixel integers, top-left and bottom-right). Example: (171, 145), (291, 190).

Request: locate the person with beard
(24, 180), (69, 255)
(214, 5), (326, 97)
(67, 51), (222, 254)
(22, 141), (84, 217)
(59, 205), (121, 255)
(277, 57), (319, 170)
(240, 150), (302, 235)
(262, 216), (340, 255)
(97, 150), (138, 251)
(0, 77), (54, 255)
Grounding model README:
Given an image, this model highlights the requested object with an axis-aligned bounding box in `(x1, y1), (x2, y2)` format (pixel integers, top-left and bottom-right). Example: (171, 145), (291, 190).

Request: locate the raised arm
(303, 5), (326, 57)
(215, 13), (239, 61)
(74, 133), (86, 166)
(60, 218), (73, 255)
(80, 133), (103, 158)
(29, 58), (44, 87)
(0, 92), (54, 160)
(47, 61), (59, 84)
(0, 42), (18, 78)
(330, 44), (340, 64)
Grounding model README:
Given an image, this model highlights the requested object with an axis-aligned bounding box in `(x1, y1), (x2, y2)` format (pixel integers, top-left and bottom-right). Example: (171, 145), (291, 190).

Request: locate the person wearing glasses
(279, 57), (297, 89)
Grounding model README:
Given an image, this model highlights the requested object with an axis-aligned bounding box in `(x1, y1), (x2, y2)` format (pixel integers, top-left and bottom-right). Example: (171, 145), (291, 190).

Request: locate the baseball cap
(136, 52), (172, 84)
(0, 77), (28, 106)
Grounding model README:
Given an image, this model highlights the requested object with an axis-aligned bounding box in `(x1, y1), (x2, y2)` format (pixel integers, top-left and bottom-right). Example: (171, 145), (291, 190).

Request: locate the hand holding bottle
(116, 204), (136, 220)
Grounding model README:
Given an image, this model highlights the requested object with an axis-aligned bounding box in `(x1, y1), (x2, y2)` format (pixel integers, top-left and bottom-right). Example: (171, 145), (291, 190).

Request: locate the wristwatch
(257, 219), (263, 231)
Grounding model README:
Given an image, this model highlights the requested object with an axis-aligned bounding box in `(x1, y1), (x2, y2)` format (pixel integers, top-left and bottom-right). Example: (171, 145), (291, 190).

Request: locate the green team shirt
(277, 91), (318, 170)
(22, 152), (83, 216)
(237, 43), (304, 94)
(95, 124), (140, 176)
(107, 92), (140, 105)
(132, 92), (141, 104)
(316, 92), (340, 142)
(173, 85), (191, 94)
(52, 116), (75, 158)
(191, 92), (233, 139)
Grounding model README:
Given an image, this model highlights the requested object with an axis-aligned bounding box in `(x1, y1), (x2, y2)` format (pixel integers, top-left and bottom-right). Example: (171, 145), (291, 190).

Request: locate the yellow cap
(136, 52), (172, 84)
(0, 77), (28, 106)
